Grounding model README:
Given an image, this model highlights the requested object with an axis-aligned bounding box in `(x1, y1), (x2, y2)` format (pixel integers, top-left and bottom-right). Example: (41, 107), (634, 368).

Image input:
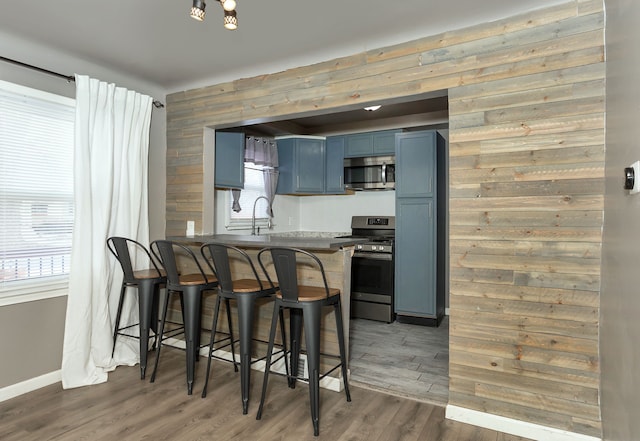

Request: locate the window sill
(225, 220), (270, 231)
(0, 279), (68, 307)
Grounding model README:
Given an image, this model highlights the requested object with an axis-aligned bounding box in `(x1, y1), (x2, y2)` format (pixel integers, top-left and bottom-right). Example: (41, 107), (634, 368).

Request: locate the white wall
(601, 0), (640, 439)
(299, 191), (396, 232)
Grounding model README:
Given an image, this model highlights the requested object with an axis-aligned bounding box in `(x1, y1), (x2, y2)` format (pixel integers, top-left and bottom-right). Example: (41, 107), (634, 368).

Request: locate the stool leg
(150, 288), (172, 383)
(137, 279), (155, 380)
(303, 303), (322, 437)
(236, 293), (256, 415)
(289, 309), (303, 389)
(334, 301), (351, 402)
(150, 283), (161, 350)
(224, 297), (238, 372)
(256, 302), (281, 421)
(201, 293), (223, 398)
(278, 307), (290, 379)
(111, 283), (127, 357)
(183, 287), (202, 395)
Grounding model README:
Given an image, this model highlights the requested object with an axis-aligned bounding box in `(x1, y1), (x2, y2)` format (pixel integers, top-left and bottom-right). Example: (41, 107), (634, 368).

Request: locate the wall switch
(186, 220), (195, 237)
(626, 161), (640, 194)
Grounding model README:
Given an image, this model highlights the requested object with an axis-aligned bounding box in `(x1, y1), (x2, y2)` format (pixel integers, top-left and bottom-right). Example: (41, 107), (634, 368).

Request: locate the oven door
(350, 252), (395, 322)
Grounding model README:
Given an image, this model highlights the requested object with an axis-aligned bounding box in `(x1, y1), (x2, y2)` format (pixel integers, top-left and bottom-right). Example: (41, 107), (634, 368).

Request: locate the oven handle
(353, 251), (393, 261)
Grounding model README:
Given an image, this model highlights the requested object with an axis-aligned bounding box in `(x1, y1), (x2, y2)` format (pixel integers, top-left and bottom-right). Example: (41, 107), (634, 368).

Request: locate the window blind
(0, 81), (75, 292)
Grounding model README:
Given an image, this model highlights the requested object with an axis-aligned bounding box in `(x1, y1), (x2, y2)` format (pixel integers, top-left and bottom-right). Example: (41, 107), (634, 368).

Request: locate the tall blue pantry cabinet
(395, 130), (446, 326)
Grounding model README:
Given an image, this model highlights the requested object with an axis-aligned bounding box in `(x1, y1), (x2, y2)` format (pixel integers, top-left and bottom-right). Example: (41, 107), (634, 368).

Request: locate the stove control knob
(372, 245), (378, 251)
(356, 244), (363, 250)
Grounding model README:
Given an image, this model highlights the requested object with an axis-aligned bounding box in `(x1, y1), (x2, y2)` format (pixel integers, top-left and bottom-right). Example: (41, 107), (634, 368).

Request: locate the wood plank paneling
(165, 0), (604, 437)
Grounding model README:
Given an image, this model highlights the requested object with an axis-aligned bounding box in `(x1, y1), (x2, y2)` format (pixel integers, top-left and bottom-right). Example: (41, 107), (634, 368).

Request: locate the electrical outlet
(186, 220), (195, 236)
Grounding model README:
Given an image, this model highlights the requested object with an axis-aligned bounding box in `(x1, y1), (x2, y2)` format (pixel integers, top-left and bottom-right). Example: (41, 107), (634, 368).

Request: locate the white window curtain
(61, 75), (153, 389)
(244, 136), (278, 217)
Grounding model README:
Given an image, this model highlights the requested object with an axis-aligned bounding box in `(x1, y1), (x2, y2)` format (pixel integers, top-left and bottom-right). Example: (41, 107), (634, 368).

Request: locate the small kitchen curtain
(61, 75), (153, 389)
(233, 136), (279, 216)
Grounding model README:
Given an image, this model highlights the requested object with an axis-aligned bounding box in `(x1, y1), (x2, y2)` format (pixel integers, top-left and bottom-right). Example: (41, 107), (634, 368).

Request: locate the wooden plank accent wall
(166, 0), (604, 437)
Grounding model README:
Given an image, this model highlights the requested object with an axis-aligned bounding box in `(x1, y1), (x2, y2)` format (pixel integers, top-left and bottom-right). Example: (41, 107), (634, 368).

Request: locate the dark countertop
(169, 233), (367, 251)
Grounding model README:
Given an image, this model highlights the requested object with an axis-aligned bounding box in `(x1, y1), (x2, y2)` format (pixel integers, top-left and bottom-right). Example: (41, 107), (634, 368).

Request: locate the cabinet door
(372, 130), (398, 155)
(325, 136), (345, 193)
(345, 133), (372, 157)
(396, 131), (436, 198)
(394, 198), (436, 316)
(295, 138), (325, 193)
(214, 132), (244, 189)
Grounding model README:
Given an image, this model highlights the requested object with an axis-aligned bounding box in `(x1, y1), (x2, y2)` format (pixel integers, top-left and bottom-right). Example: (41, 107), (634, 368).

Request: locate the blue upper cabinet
(276, 136), (326, 194)
(344, 129), (400, 157)
(395, 131), (437, 198)
(372, 130), (398, 155)
(215, 131), (245, 189)
(325, 136), (345, 194)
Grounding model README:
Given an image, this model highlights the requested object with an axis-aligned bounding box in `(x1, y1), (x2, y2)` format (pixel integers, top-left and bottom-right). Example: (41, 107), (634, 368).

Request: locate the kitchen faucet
(251, 196), (270, 235)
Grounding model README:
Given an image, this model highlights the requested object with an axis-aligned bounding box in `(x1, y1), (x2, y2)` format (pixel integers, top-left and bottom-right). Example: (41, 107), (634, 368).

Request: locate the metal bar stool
(200, 243), (286, 414)
(106, 236), (166, 379)
(150, 240), (236, 395)
(256, 247), (351, 437)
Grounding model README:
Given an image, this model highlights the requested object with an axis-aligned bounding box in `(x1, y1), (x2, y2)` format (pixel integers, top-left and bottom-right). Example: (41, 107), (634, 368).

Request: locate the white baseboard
(446, 405), (601, 441)
(0, 370), (61, 402)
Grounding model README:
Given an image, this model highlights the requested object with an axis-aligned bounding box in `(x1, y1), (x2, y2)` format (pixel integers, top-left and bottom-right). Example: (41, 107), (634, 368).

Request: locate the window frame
(0, 80), (75, 306)
(225, 162), (271, 231)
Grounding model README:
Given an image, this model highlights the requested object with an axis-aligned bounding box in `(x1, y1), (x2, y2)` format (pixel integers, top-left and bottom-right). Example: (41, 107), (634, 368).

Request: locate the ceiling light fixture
(190, 0), (206, 21)
(223, 9), (238, 30)
(189, 0), (238, 30)
(364, 105), (382, 111)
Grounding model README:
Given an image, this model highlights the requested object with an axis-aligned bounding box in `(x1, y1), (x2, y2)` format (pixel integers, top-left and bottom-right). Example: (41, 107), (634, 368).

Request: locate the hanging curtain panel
(61, 75), (153, 389)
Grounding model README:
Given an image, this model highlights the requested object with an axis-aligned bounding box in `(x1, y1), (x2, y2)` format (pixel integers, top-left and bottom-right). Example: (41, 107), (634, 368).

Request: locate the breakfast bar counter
(166, 233), (358, 393)
(170, 233), (366, 250)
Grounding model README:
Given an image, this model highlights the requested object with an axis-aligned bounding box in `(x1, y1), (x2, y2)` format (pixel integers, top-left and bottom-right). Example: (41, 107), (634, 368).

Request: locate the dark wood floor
(0, 347), (533, 441)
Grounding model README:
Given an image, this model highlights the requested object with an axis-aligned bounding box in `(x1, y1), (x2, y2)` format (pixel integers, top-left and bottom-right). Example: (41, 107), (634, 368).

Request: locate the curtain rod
(0, 56), (165, 109)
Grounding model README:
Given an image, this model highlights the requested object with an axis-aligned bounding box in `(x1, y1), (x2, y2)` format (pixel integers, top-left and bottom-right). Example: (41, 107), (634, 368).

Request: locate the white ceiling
(0, 0), (566, 93)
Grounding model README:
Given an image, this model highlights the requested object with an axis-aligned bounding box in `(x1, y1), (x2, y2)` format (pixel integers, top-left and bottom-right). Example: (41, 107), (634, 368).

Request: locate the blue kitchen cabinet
(276, 136), (326, 194)
(395, 131), (436, 198)
(325, 136), (345, 194)
(394, 130), (446, 326)
(395, 198), (436, 316)
(215, 131), (244, 189)
(344, 129), (400, 157)
(372, 130), (398, 155)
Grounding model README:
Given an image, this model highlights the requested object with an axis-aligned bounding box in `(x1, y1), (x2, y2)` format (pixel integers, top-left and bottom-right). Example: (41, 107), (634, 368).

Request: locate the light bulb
(220, 0), (236, 11)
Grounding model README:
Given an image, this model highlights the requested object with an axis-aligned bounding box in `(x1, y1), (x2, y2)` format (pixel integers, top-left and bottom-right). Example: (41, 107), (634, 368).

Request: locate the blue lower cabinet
(395, 198), (436, 316)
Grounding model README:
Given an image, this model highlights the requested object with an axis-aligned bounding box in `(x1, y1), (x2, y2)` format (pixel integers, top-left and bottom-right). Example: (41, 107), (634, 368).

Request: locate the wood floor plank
(0, 346), (533, 441)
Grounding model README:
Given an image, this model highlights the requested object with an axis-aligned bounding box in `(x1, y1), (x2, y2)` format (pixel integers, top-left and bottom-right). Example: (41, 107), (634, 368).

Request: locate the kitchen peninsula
(168, 233), (365, 391)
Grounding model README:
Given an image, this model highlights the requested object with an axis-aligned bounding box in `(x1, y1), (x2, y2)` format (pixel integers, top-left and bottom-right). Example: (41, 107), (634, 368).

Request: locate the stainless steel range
(340, 216), (395, 323)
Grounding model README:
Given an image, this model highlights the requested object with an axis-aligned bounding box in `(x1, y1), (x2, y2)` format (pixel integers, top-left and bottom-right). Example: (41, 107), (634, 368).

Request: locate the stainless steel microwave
(344, 156), (395, 190)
